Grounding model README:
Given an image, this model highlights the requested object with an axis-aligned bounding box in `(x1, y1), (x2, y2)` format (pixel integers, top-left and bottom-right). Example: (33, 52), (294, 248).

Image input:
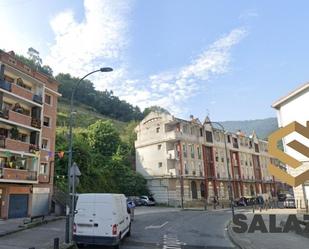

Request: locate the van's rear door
(74, 194), (95, 239)
(93, 198), (114, 238)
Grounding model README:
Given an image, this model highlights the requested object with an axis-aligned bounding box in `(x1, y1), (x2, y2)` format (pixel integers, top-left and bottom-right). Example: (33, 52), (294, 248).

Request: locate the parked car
(126, 196), (143, 206)
(284, 197), (296, 208)
(73, 193), (131, 248)
(139, 196), (156, 206)
(235, 197), (248, 206)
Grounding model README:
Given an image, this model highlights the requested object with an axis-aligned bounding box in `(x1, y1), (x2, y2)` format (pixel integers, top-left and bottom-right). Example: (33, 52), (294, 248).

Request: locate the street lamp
(205, 121), (235, 217)
(65, 67), (113, 243)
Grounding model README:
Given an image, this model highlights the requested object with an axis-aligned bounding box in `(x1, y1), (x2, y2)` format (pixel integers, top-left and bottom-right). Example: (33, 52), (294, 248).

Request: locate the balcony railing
(0, 168), (37, 181)
(0, 80), (12, 92)
(8, 110), (32, 126)
(31, 118), (41, 129)
(33, 94), (43, 104)
(11, 84), (33, 101)
(0, 136), (39, 154)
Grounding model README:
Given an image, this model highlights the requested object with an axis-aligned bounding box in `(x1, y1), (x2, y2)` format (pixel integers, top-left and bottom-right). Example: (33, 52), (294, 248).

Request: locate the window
(183, 144), (187, 157)
(206, 131), (213, 143)
(157, 144), (162, 150)
(215, 151), (219, 162)
(156, 127), (160, 133)
(40, 163), (49, 175)
(197, 146), (201, 159)
(227, 135), (231, 143)
(190, 145), (195, 158)
(199, 128), (203, 137)
(182, 125), (188, 133)
(18, 133), (27, 142)
(41, 139), (49, 150)
(184, 162), (188, 174)
(158, 162), (162, 168)
(43, 116), (50, 127)
(45, 94), (52, 105)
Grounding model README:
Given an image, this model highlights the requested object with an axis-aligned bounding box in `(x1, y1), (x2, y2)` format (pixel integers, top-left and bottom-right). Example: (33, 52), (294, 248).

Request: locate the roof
(272, 82), (309, 109)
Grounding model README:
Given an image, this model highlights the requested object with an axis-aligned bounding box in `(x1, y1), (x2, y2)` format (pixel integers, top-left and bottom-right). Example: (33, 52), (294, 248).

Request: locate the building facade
(135, 112), (282, 207)
(0, 50), (60, 219)
(272, 83), (309, 209)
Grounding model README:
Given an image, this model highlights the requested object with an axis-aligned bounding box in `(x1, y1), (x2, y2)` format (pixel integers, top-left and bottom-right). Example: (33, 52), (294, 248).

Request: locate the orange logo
(268, 121), (309, 187)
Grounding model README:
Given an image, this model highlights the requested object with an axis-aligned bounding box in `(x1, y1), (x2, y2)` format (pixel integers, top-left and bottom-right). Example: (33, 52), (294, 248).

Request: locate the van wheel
(127, 223), (131, 237)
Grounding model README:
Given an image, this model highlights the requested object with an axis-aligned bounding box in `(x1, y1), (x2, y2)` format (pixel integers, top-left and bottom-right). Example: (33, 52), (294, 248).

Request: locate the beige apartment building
(0, 50), (60, 219)
(135, 111), (284, 207)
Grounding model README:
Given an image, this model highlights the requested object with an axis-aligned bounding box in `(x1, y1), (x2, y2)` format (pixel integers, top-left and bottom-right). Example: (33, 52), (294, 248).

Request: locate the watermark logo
(268, 121), (309, 187)
(233, 214), (309, 234)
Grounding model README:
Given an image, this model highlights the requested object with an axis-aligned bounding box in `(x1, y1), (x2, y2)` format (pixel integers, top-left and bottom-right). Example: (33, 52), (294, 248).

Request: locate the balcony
(8, 110), (32, 127)
(11, 83), (33, 102)
(31, 118), (41, 129)
(33, 94), (43, 104)
(0, 80), (12, 92)
(0, 168), (37, 182)
(5, 138), (30, 152)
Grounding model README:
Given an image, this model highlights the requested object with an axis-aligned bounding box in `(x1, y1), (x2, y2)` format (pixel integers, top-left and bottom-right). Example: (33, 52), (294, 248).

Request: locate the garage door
(32, 193), (49, 217)
(8, 194), (29, 218)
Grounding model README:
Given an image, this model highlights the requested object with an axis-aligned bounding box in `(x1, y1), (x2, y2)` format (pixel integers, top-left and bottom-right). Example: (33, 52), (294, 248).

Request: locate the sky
(0, 0), (308, 121)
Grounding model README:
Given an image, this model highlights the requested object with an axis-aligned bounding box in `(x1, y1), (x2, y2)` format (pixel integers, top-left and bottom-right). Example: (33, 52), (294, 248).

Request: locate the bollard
(54, 237), (60, 249)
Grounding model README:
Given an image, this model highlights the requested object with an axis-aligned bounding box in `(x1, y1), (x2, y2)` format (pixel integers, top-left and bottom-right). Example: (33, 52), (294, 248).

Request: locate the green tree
(88, 120), (121, 157)
(143, 105), (170, 116)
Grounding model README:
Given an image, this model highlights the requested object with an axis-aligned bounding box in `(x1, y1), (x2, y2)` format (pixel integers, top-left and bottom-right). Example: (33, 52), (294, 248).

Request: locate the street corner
(227, 220), (254, 249)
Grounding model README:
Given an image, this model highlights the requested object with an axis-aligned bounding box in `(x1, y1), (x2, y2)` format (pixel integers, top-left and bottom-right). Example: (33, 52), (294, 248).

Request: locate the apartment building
(135, 111), (283, 207)
(0, 50), (60, 219)
(272, 82), (309, 209)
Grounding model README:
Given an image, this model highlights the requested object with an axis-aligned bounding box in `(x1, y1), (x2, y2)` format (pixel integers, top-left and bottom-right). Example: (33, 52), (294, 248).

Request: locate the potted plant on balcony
(10, 126), (19, 140)
(29, 144), (39, 153)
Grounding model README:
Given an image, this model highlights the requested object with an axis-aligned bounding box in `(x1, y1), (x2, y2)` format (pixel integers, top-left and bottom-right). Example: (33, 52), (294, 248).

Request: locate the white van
(73, 193), (131, 248)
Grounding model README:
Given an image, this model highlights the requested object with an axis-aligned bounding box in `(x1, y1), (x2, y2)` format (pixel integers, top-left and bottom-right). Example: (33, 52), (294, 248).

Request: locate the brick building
(0, 50), (60, 219)
(135, 111), (284, 207)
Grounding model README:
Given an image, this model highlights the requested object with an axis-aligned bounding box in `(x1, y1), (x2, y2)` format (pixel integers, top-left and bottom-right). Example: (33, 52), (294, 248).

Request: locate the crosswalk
(162, 234), (185, 249)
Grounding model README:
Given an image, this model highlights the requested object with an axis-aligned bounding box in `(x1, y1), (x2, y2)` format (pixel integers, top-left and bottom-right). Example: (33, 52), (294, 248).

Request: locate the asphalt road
(80, 209), (235, 249)
(0, 208), (235, 249)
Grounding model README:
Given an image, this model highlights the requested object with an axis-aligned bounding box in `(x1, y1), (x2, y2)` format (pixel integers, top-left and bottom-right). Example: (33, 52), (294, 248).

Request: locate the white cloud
(45, 1), (246, 117)
(45, 0), (131, 81)
(118, 28), (247, 116)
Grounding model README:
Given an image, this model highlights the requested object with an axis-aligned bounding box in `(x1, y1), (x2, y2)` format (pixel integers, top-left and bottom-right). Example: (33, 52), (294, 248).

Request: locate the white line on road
(145, 221), (169, 229)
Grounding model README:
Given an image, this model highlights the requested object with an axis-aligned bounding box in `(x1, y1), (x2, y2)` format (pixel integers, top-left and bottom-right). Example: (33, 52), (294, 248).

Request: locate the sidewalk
(0, 215), (64, 237)
(228, 213), (309, 249)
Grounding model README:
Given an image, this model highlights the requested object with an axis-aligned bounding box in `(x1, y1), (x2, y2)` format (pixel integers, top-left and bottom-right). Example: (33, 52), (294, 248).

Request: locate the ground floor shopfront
(0, 183), (51, 219)
(146, 177), (279, 207)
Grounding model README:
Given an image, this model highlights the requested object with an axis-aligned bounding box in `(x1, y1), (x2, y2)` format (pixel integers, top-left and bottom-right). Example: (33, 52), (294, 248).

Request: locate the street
(0, 208), (235, 249)
(123, 210), (234, 249)
(76, 208), (235, 249)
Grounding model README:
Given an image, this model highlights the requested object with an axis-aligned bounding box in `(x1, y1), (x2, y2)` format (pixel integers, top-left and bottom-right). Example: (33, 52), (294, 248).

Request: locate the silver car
(140, 196), (156, 206)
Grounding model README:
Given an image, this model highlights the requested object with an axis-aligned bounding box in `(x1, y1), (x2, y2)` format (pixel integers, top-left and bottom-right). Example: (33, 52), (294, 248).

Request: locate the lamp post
(65, 67), (113, 243)
(205, 121), (235, 217)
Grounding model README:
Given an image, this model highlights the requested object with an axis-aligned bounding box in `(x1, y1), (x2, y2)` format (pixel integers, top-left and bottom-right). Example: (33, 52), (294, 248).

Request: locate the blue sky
(0, 0), (308, 121)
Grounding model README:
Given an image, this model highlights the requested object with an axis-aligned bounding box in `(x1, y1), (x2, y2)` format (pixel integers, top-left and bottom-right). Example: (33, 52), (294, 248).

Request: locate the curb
(226, 220), (246, 249)
(0, 216), (64, 238)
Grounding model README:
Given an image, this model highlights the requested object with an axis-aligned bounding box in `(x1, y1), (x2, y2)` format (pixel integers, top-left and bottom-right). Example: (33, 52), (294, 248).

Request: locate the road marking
(145, 221), (169, 229)
(162, 234), (185, 249)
